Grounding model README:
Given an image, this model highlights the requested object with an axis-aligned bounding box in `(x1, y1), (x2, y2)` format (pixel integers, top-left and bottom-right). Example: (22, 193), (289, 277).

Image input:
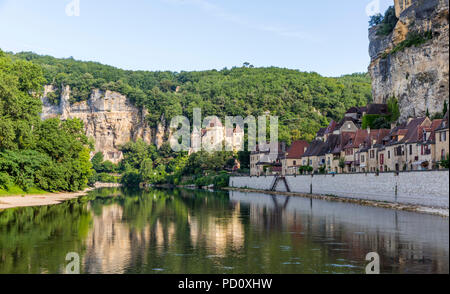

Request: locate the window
(442, 132), (447, 142)
(409, 145), (412, 155)
(380, 154), (384, 165)
(388, 151), (391, 159)
(370, 150), (375, 159)
(361, 155), (365, 163)
(442, 149), (446, 161)
(293, 160), (297, 166)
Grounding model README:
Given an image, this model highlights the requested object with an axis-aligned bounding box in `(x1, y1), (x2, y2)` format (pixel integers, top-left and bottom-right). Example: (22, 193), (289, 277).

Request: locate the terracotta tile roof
(332, 132), (355, 154)
(401, 117), (430, 144)
(435, 111), (449, 131)
(428, 119), (443, 141)
(286, 140), (309, 159)
(369, 129), (390, 145)
(337, 116), (359, 129)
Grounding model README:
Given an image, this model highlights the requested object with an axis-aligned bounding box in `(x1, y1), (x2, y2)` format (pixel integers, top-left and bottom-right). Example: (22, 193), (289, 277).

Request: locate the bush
(299, 166), (313, 175)
(120, 169), (142, 187)
(376, 6), (398, 36)
(97, 173), (118, 183)
(0, 172), (13, 190)
(440, 155), (450, 169)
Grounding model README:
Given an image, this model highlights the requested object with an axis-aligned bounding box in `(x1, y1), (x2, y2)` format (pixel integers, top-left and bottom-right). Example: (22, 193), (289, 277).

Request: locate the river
(0, 188), (448, 274)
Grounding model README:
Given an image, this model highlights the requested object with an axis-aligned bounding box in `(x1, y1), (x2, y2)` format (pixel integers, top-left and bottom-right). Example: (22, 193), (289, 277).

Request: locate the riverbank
(0, 183), (122, 210)
(224, 187), (449, 218)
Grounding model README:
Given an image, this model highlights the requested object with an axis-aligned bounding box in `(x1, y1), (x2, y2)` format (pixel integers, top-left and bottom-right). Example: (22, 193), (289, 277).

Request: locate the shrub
(0, 172), (13, 190)
(376, 6), (398, 36)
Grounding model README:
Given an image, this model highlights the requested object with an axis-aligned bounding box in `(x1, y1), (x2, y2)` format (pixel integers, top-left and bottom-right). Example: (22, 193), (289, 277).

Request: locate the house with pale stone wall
(435, 112), (449, 168)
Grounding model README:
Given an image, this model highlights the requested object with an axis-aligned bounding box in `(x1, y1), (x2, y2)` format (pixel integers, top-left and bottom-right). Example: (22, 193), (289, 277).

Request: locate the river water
(0, 188), (448, 274)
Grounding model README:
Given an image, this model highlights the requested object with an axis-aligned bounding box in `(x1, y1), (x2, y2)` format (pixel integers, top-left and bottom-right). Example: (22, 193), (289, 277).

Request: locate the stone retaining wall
(229, 170), (449, 208)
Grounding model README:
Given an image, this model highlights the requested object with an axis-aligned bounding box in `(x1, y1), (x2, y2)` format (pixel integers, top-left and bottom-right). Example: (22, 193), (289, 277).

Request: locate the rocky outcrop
(41, 85), (154, 163)
(369, 0), (449, 122)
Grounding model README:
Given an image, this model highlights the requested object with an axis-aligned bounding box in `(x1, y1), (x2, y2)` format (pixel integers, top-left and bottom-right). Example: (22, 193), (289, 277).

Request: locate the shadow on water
(0, 187), (448, 274)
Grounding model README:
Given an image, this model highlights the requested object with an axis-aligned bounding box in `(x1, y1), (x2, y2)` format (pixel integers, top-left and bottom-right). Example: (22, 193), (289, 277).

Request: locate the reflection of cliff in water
(81, 189), (244, 273)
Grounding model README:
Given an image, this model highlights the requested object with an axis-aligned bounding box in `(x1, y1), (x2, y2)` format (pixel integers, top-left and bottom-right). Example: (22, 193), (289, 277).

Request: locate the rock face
(369, 0), (449, 122)
(41, 85), (153, 163)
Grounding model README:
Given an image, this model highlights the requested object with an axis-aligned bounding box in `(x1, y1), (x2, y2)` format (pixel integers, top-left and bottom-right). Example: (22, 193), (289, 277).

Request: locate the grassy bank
(0, 186), (48, 197)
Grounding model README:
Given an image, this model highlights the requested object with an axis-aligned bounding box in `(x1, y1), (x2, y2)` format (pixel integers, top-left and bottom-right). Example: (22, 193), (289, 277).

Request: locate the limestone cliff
(369, 0), (449, 122)
(41, 85), (154, 163)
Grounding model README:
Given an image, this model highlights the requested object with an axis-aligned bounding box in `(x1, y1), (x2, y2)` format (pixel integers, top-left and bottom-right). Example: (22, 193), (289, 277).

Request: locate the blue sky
(0, 0), (393, 76)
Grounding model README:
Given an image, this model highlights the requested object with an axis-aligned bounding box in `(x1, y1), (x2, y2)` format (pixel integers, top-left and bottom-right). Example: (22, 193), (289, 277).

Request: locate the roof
(366, 104), (388, 115)
(302, 140), (328, 157)
(435, 111), (449, 131)
(426, 119), (443, 142)
(401, 117), (430, 144)
(346, 107), (360, 114)
(324, 134), (340, 153)
(344, 129), (368, 149)
(285, 140), (309, 159)
(324, 120), (337, 135)
(316, 127), (327, 137)
(369, 129), (391, 145)
(331, 132), (355, 154)
(252, 142), (287, 155)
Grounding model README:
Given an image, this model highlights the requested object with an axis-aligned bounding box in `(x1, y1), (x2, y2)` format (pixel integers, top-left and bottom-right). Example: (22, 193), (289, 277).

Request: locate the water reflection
(0, 188), (448, 274)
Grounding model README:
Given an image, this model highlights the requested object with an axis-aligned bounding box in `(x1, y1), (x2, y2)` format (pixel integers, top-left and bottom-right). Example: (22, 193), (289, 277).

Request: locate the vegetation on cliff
(369, 6), (398, 36)
(9, 51), (372, 144)
(381, 31), (434, 59)
(0, 49), (93, 194)
(362, 97), (400, 129)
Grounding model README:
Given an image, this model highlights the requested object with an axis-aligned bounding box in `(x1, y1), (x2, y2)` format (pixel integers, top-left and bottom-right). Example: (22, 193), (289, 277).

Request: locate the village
(250, 104), (449, 176)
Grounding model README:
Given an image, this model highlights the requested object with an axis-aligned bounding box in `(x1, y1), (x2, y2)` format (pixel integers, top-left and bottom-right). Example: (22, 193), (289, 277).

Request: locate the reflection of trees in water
(1, 188), (446, 274)
(0, 199), (91, 274)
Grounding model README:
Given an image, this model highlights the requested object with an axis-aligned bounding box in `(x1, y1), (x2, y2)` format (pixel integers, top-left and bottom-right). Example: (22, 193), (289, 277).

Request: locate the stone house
(326, 132), (356, 173)
(435, 112), (449, 167)
(250, 143), (286, 176)
(398, 117), (432, 171)
(365, 129), (391, 172)
(301, 140), (328, 173)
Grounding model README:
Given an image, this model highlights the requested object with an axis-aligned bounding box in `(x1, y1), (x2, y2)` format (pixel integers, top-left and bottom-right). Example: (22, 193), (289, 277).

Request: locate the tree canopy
(0, 49), (92, 192)
(9, 51), (372, 144)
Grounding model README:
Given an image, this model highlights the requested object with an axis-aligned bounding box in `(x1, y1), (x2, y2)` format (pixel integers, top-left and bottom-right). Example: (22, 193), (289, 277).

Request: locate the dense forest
(0, 50), (92, 194)
(10, 51), (372, 143)
(1, 48), (374, 191)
